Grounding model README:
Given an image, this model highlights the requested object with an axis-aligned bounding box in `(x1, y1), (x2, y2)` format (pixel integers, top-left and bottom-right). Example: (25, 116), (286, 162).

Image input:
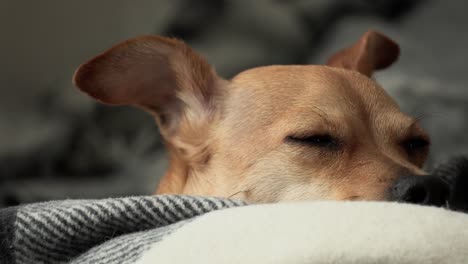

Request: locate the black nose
(390, 175), (449, 206)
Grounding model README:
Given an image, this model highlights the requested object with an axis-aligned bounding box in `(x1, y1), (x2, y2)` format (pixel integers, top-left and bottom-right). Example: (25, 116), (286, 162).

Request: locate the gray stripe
(144, 197), (176, 223)
(93, 203), (132, 228)
(0, 206), (18, 264)
(120, 199), (154, 229)
(179, 196), (204, 217)
(15, 215), (80, 256)
(158, 196), (182, 221)
(108, 201), (141, 227)
(94, 233), (157, 264)
(139, 197), (171, 226)
(95, 222), (188, 264)
(182, 196), (206, 213)
(74, 232), (146, 263)
(128, 197), (161, 226)
(168, 196), (194, 219)
(1, 195), (246, 264)
(203, 196), (220, 209)
(73, 225), (177, 264)
(15, 212), (80, 260)
(159, 196), (186, 220)
(14, 234), (63, 263)
(105, 231), (169, 264)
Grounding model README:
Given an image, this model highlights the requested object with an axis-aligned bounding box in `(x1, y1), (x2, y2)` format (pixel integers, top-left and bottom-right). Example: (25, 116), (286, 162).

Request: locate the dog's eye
(286, 134), (338, 149)
(403, 137), (430, 154)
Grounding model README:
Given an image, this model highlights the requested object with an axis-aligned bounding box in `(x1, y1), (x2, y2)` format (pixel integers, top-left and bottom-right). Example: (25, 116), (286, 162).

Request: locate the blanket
(2, 196), (468, 264)
(0, 195), (246, 264)
(138, 201), (468, 264)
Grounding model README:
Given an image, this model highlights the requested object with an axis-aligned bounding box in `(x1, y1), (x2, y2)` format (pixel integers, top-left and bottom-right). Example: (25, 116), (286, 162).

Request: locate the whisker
(414, 113), (433, 123)
(228, 190), (248, 199)
(341, 195), (360, 201)
(412, 111), (449, 123)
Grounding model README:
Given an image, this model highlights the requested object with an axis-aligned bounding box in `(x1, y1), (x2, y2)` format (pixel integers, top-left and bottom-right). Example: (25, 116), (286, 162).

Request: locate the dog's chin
(242, 186), (391, 203)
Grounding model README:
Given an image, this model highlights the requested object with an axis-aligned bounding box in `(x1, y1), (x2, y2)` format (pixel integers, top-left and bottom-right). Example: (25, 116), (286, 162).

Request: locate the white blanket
(137, 201), (468, 264)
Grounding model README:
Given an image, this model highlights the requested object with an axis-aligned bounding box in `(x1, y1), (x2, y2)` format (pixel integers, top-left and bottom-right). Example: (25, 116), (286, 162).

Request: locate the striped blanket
(0, 195), (246, 264)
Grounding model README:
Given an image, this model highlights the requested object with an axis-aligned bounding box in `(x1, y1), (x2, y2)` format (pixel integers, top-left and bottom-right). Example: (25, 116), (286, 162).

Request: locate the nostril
(402, 185), (429, 204)
(390, 175), (450, 207)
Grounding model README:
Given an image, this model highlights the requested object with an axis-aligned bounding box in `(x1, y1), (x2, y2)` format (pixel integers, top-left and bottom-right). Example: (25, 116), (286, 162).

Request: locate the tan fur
(73, 30), (430, 203)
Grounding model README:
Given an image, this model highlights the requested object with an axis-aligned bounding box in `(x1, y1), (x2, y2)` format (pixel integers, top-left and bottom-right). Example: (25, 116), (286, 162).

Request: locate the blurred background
(0, 0), (467, 208)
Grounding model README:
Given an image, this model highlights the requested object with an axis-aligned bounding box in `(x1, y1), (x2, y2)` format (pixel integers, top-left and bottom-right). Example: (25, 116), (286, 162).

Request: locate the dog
(73, 30), (449, 205)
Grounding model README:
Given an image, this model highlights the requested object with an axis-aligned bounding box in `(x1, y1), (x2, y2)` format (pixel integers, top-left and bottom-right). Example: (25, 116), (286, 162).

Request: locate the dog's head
(74, 30), (448, 205)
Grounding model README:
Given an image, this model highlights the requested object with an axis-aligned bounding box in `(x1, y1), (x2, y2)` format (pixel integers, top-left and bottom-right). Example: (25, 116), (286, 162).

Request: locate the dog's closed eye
(402, 136), (430, 155)
(286, 134), (340, 150)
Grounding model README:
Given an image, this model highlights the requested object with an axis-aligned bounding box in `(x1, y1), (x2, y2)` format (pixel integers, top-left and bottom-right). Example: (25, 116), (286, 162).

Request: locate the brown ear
(326, 30), (400, 76)
(73, 35), (220, 135)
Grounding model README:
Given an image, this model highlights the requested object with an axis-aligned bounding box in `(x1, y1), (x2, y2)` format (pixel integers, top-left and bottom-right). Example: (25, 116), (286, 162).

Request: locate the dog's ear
(326, 30), (399, 77)
(73, 36), (222, 138)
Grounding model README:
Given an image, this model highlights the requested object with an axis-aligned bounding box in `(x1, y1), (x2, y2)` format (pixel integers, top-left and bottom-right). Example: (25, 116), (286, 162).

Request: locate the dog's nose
(389, 175), (449, 206)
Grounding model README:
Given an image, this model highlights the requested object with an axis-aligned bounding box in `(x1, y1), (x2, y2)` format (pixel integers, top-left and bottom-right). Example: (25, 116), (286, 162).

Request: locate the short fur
(73, 30), (430, 203)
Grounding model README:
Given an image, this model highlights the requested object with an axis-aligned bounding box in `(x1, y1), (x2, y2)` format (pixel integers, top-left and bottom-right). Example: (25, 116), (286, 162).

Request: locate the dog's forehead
(220, 65), (403, 143)
(229, 65), (396, 109)
(232, 65), (339, 86)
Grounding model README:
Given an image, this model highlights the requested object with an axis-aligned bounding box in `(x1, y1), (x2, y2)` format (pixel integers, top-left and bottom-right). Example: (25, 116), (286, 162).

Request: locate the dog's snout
(390, 175), (449, 207)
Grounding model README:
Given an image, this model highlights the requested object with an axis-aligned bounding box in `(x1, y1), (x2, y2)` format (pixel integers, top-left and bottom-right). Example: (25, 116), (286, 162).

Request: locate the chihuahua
(73, 30), (448, 205)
